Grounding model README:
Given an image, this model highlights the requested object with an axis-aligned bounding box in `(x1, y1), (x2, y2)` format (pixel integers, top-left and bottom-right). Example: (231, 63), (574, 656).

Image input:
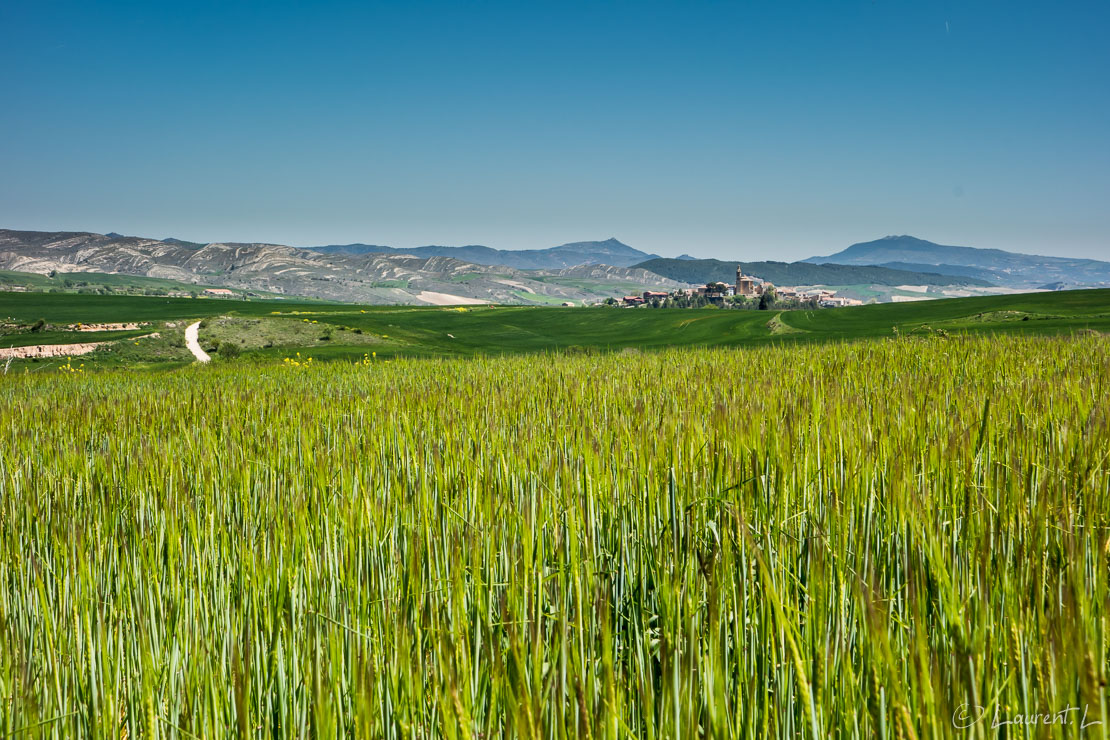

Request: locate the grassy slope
(0, 293), (275, 324)
(0, 328), (150, 348)
(1, 289), (1108, 365)
(779, 288), (1110, 337)
(0, 269), (292, 298)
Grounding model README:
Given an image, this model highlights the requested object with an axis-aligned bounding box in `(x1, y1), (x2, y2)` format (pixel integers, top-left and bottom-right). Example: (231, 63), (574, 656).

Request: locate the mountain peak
(802, 235), (1110, 287)
(879, 234), (934, 244)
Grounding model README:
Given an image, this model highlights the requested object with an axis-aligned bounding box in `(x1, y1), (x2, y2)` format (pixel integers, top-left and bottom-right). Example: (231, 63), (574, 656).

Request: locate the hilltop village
(616, 266), (865, 309)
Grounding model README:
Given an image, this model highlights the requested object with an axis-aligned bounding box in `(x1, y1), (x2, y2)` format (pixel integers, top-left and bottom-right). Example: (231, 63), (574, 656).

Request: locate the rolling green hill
(1, 289), (1107, 370)
(0, 268), (290, 299)
(634, 257), (994, 287)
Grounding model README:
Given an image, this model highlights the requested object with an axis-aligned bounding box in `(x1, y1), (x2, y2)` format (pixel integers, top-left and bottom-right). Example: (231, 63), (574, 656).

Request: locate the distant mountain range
(632, 258), (992, 288)
(0, 230), (681, 305)
(306, 238), (659, 270)
(805, 235), (1110, 288)
(4, 227), (1105, 305)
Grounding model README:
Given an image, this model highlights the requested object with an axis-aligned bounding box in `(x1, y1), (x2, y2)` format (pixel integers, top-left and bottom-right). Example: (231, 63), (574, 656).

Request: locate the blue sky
(2, 1), (1108, 261)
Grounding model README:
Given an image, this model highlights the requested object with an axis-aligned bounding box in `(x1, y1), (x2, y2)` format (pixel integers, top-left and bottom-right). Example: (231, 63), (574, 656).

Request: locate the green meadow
(0, 269), (283, 300)
(1, 289), (1108, 369)
(0, 290), (1108, 737)
(1, 333), (1108, 737)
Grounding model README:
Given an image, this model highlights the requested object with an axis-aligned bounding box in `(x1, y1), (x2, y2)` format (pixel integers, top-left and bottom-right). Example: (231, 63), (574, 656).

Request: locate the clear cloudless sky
(2, 0), (1108, 260)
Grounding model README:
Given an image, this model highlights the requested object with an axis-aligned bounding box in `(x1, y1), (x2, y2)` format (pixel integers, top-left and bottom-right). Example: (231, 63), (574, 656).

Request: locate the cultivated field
(1, 333), (1107, 737)
(2, 289), (1109, 370)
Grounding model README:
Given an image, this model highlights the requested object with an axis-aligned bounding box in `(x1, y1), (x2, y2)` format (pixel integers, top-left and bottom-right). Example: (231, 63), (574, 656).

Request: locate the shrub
(217, 341), (241, 359)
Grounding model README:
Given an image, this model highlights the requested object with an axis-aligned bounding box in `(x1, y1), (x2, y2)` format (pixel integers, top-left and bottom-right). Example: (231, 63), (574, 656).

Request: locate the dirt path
(185, 321), (211, 363)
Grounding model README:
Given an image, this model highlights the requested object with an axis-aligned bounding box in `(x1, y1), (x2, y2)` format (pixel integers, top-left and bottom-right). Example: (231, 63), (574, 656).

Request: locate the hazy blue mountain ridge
(806, 235), (1110, 287)
(633, 257), (992, 287)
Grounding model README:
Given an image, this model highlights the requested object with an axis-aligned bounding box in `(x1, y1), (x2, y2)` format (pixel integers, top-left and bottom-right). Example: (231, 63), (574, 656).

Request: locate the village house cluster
(621, 266), (864, 308)
(622, 267), (770, 305)
(774, 287), (864, 307)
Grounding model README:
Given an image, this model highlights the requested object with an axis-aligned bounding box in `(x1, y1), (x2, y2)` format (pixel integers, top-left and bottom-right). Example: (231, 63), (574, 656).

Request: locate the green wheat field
(2, 328), (1108, 737)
